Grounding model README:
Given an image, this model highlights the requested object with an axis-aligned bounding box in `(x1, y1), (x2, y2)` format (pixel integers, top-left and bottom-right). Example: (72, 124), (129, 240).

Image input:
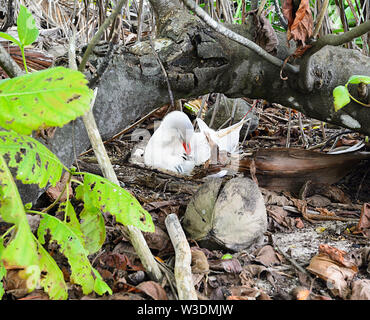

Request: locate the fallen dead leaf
(46, 171), (72, 202)
(350, 279), (370, 300)
(208, 258), (242, 274)
(227, 286), (271, 300)
(319, 244), (358, 272)
(191, 248), (210, 274)
(136, 281), (168, 300)
(290, 286), (310, 300)
(306, 246), (358, 299)
(353, 203), (370, 238)
(253, 245), (283, 267)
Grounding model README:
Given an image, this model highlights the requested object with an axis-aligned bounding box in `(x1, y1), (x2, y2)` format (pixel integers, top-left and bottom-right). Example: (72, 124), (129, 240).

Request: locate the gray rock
(183, 177), (267, 252)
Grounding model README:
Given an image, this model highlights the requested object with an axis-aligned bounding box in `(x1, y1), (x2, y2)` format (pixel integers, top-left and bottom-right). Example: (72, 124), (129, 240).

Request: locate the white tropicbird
(143, 111), (249, 174)
(190, 117), (249, 166)
(144, 111), (195, 174)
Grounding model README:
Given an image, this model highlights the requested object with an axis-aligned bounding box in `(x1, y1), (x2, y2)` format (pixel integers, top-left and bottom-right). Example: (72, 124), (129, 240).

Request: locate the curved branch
(312, 19), (370, 53)
(180, 0), (300, 74)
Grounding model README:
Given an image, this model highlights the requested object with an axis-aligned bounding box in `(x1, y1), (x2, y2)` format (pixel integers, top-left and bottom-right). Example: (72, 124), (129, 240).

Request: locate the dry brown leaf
(208, 258), (242, 274)
(251, 11), (279, 55)
(319, 244), (358, 271)
(227, 286), (271, 300)
(191, 248), (210, 274)
(283, 0), (313, 45)
(291, 286), (310, 300)
(136, 281), (168, 300)
(307, 251), (357, 298)
(253, 245), (283, 267)
(350, 279), (370, 300)
(354, 203), (370, 238)
(46, 171), (72, 202)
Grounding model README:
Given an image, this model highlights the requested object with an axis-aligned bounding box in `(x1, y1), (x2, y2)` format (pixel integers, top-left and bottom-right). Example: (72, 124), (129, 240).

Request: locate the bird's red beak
(182, 142), (191, 155)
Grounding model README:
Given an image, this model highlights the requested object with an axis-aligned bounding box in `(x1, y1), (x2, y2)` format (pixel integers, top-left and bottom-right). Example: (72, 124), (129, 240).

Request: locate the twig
(313, 0), (330, 38)
(180, 0), (300, 74)
(273, 0), (288, 30)
(149, 35), (175, 108)
(286, 108), (292, 148)
(270, 233), (311, 276)
(165, 213), (198, 300)
(209, 93), (221, 128)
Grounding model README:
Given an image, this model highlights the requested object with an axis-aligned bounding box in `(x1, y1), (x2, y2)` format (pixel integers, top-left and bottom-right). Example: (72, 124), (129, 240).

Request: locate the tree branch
(312, 19), (370, 53)
(180, 0), (300, 74)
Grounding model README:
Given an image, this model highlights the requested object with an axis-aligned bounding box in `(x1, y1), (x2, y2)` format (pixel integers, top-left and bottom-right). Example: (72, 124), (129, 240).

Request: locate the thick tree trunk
(23, 0), (370, 203)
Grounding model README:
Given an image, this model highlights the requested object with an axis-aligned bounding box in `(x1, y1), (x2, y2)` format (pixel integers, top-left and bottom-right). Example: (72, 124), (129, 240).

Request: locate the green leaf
(0, 67), (93, 135)
(17, 5), (39, 46)
(0, 131), (65, 188)
(333, 85), (351, 112)
(0, 153), (28, 224)
(75, 173), (155, 233)
(221, 254), (233, 260)
(0, 31), (21, 47)
(37, 214), (111, 295)
(79, 194), (106, 255)
(347, 75), (370, 85)
(58, 200), (86, 246)
(36, 235), (68, 300)
(0, 244), (6, 299)
(0, 154), (68, 299)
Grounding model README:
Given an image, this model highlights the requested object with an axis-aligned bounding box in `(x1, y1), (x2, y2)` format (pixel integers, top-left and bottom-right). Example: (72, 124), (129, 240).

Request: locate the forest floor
(33, 101), (369, 301)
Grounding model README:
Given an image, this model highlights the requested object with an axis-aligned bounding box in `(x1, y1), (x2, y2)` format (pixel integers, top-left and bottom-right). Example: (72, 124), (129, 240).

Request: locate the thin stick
(286, 108), (292, 148)
(313, 0), (330, 38)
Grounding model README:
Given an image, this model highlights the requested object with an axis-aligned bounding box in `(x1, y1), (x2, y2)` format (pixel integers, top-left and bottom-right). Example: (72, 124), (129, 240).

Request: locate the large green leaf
(0, 131), (65, 188)
(37, 214), (112, 296)
(17, 5), (39, 47)
(0, 67), (93, 135)
(75, 173), (155, 233)
(0, 154), (68, 299)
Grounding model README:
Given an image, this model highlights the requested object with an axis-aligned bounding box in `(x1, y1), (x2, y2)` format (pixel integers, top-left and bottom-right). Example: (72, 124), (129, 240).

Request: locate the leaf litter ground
(15, 101), (370, 301)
